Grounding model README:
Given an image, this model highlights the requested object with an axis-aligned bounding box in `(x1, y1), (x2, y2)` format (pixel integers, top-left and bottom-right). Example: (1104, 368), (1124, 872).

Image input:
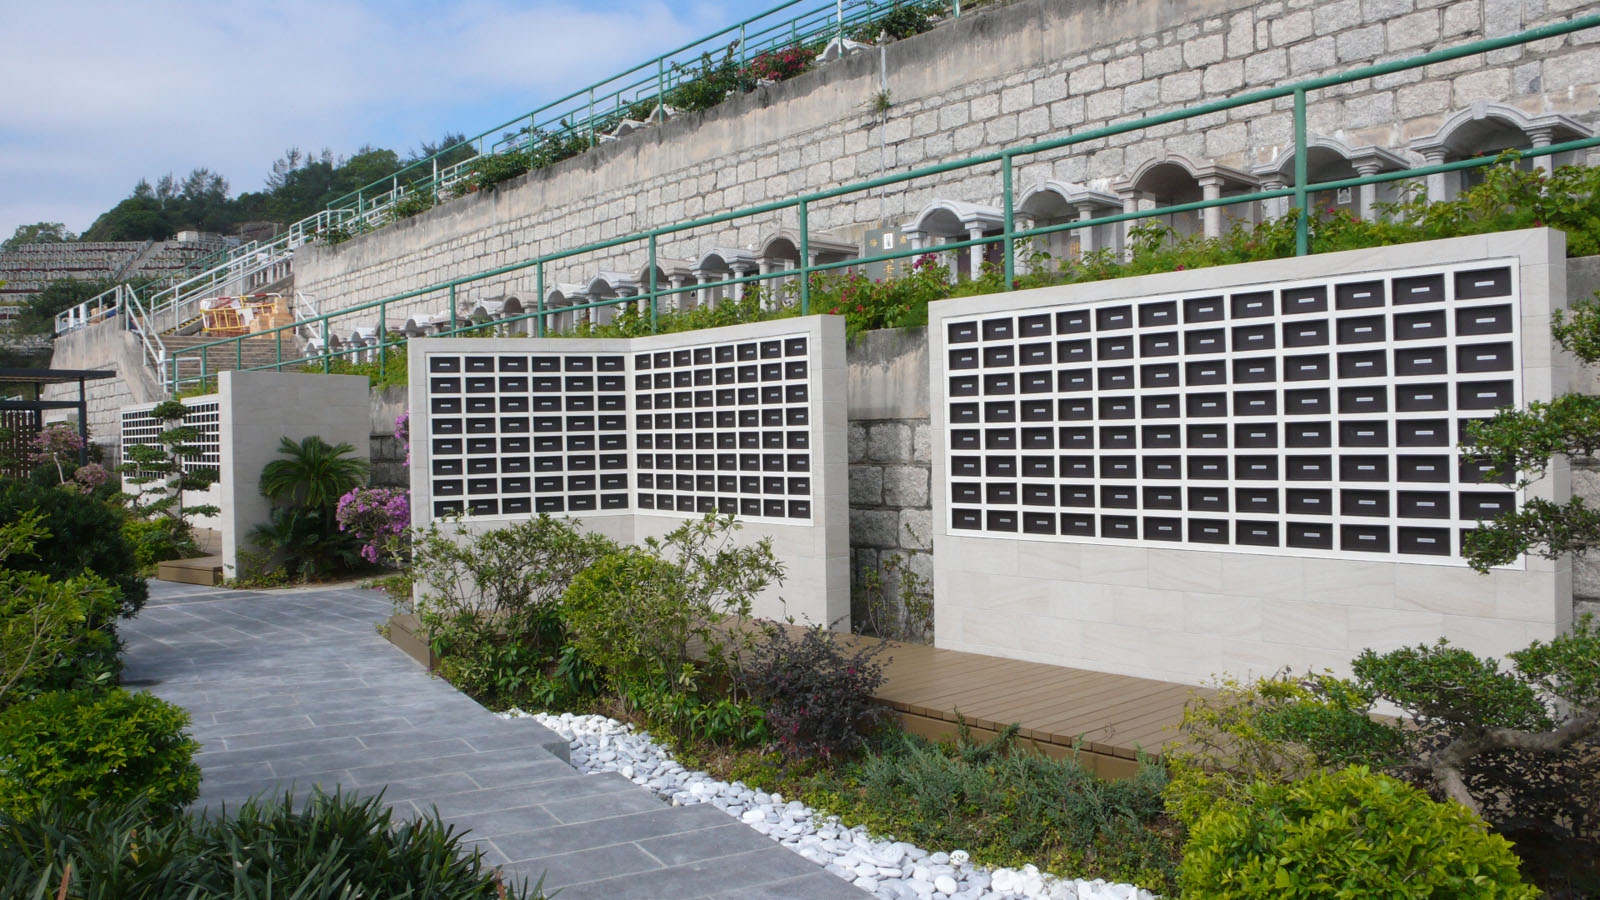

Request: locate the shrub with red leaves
(741, 624), (889, 761)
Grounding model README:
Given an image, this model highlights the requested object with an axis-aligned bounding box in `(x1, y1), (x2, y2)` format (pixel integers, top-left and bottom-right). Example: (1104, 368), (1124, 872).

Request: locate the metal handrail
(160, 13), (1600, 392)
(59, 0), (943, 347)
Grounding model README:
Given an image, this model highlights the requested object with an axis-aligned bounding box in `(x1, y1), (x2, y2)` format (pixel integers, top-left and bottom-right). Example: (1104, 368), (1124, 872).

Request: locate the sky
(0, 0), (742, 241)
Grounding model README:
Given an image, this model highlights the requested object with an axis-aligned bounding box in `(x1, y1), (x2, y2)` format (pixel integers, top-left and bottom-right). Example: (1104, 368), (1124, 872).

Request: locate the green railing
(74, 0), (957, 348)
(166, 13), (1600, 394)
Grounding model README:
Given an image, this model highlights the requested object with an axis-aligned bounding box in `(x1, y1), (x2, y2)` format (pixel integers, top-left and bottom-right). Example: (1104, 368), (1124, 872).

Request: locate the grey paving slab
(123, 580), (869, 899)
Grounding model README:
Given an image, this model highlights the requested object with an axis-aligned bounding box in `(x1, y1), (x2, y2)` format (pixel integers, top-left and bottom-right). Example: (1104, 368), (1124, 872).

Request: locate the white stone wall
(405, 317), (850, 627)
(294, 0), (1600, 331)
(927, 229), (1571, 687)
(216, 372), (372, 575)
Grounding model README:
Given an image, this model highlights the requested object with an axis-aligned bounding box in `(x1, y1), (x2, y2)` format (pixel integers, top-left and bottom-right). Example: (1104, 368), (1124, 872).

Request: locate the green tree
(8, 279), (117, 336)
(1, 223), (74, 250)
(118, 400), (219, 536)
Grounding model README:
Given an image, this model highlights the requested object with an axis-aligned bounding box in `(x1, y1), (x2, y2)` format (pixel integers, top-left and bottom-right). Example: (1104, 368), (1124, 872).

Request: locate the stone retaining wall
(294, 0), (1600, 331)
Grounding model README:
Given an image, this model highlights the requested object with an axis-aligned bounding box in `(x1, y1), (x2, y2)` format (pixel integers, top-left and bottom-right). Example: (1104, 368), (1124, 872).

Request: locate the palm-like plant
(258, 436), (369, 507)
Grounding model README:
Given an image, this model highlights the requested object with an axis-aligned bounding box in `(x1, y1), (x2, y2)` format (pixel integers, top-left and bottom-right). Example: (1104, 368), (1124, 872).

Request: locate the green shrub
(411, 515), (617, 706)
(628, 682), (771, 748)
(0, 689), (200, 818)
(0, 479), (146, 617)
(0, 511), (125, 702)
(121, 517), (199, 569)
(560, 514), (783, 691)
(1178, 767), (1537, 900)
(741, 625), (889, 761)
(0, 790), (543, 899)
(850, 726), (1176, 890)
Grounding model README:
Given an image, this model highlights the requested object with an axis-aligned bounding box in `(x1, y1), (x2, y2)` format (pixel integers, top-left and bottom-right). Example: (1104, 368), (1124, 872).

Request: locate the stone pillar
(669, 274), (692, 312)
(1529, 127), (1555, 174)
(695, 272), (716, 308)
(1259, 177), (1287, 221)
(1422, 148), (1449, 201)
(1073, 202), (1099, 256)
(1199, 176), (1225, 239)
(730, 262), (757, 303)
(1352, 161), (1383, 221)
(1121, 194), (1140, 260)
(967, 226), (986, 281)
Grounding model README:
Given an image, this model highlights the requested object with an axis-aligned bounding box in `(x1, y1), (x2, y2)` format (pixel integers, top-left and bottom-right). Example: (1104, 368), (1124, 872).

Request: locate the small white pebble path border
(500, 710), (1158, 900)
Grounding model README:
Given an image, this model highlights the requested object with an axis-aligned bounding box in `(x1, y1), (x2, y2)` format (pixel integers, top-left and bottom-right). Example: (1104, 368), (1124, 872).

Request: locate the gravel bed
(502, 710), (1158, 900)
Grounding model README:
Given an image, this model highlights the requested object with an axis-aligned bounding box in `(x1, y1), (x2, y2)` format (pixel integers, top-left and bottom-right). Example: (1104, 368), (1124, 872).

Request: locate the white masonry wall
(407, 316), (849, 627)
(217, 371), (372, 576)
(927, 228), (1570, 686)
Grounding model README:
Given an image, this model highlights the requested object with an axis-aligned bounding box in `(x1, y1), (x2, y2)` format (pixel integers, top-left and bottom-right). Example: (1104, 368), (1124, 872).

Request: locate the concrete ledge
(156, 555), (222, 586)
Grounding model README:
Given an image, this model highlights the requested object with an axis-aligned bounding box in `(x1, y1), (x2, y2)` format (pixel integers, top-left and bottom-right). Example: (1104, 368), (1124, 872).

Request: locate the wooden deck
(857, 634), (1210, 777)
(155, 555), (223, 586)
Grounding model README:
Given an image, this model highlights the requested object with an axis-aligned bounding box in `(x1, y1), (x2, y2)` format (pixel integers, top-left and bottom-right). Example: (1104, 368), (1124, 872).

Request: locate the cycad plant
(249, 436), (370, 579)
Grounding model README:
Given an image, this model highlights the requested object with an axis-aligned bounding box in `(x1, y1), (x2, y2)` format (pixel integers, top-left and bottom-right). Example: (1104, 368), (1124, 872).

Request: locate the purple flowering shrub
(30, 423), (84, 484)
(335, 487), (411, 564)
(740, 624), (890, 761)
(394, 412), (410, 465)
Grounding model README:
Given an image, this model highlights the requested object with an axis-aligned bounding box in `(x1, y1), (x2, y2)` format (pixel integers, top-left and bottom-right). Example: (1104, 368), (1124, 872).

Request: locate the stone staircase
(161, 332), (304, 390)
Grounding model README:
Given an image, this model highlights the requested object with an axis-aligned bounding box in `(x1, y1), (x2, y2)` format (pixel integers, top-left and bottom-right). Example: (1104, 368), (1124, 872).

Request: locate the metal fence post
(1002, 154), (1015, 289)
(377, 305), (386, 379)
(1294, 88), (1310, 257)
(536, 264), (546, 337)
(448, 284), (458, 336)
(799, 201), (811, 316)
(322, 319), (331, 374)
(649, 235), (660, 332)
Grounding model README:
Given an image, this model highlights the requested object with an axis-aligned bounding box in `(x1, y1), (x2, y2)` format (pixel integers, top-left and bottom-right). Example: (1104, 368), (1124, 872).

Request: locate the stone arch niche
(691, 247), (759, 308)
(636, 258), (696, 314)
(900, 200), (1005, 283)
(585, 272), (639, 326)
(1113, 154), (1256, 248)
(1411, 102), (1592, 202)
(1254, 138), (1410, 222)
(543, 283), (588, 334)
(1014, 181), (1122, 267)
(756, 229), (857, 305)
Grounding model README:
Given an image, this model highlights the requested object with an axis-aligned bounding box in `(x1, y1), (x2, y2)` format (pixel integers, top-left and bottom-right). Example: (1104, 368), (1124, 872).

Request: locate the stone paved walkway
(123, 580), (868, 900)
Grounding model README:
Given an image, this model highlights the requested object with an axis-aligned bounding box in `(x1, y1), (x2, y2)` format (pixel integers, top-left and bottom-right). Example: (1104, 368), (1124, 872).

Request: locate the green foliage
(741, 625), (889, 760)
(0, 789), (543, 899)
(257, 435), (369, 508)
(246, 506), (364, 580)
(0, 512), (122, 703)
(854, 535), (934, 642)
(2, 222), (74, 250)
(121, 516), (199, 569)
(1165, 673), (1410, 826)
(246, 435), (370, 580)
(455, 149), (534, 194)
(560, 514), (783, 691)
(1171, 622), (1600, 890)
(667, 49), (748, 112)
(388, 188), (437, 220)
(324, 344), (409, 388)
(10, 278), (120, 335)
(118, 400), (219, 536)
(410, 515), (617, 706)
(1177, 766), (1537, 900)
(850, 727), (1177, 891)
(851, 1), (943, 41)
(0, 479), (146, 619)
(0, 689), (200, 819)
(627, 682), (771, 747)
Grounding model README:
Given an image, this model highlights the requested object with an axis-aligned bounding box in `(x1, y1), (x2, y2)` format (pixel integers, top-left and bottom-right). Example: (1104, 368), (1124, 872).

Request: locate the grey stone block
(849, 466), (884, 505)
(882, 465), (930, 508)
(850, 509), (901, 549)
(866, 422), (912, 462)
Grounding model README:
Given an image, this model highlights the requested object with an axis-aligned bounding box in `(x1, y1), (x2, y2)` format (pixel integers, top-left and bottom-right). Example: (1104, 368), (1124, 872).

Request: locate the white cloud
(0, 0), (717, 238)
